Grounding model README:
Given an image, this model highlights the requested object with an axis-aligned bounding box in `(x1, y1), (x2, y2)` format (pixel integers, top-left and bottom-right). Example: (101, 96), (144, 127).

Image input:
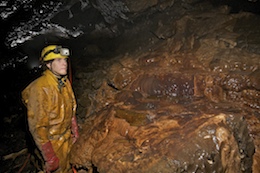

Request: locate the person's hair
(41, 59), (54, 71)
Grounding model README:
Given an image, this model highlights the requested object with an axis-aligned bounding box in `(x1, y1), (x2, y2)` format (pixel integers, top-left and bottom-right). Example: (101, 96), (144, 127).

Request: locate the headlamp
(53, 46), (70, 56)
(42, 46), (70, 60)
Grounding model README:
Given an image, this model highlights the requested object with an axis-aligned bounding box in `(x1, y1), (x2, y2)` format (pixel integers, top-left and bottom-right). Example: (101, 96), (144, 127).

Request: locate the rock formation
(70, 5), (260, 173)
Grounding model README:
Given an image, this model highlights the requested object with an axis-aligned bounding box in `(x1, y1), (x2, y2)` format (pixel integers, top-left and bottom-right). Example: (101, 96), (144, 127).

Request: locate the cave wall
(70, 3), (260, 172)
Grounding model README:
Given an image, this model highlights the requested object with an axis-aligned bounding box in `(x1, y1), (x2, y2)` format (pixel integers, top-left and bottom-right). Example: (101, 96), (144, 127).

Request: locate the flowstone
(71, 7), (260, 173)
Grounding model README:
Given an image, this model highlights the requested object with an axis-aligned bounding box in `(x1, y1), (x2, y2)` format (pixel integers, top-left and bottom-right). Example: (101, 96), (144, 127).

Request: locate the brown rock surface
(72, 102), (255, 173)
(71, 5), (260, 173)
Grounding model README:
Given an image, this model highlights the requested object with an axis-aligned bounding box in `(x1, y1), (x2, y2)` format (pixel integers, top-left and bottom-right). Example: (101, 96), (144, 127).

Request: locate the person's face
(47, 58), (68, 76)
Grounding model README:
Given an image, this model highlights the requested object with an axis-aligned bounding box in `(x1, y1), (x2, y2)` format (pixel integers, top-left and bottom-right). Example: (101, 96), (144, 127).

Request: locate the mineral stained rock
(72, 101), (255, 173)
(71, 6), (260, 173)
(71, 69), (256, 172)
(72, 65), (260, 173)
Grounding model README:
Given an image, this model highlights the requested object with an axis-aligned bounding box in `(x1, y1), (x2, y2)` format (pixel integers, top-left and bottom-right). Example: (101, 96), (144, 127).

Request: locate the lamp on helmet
(41, 45), (70, 61)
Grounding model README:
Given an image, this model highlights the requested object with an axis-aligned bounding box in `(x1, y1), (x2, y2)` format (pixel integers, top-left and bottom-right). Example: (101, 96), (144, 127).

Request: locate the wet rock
(108, 65), (135, 90)
(72, 47), (259, 173)
(249, 69), (260, 90)
(72, 105), (254, 173)
(70, 6), (260, 172)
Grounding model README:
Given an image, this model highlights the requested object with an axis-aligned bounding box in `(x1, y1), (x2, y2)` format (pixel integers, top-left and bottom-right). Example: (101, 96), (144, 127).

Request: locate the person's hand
(45, 155), (59, 172)
(71, 115), (79, 144)
(41, 141), (59, 172)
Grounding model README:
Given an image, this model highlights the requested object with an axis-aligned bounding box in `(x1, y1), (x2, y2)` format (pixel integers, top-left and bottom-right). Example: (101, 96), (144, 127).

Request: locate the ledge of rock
(72, 102), (254, 173)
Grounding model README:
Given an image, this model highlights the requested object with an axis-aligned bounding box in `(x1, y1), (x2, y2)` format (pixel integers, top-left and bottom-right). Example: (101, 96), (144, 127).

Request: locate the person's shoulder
(27, 73), (54, 90)
(22, 75), (46, 97)
(31, 75), (47, 86)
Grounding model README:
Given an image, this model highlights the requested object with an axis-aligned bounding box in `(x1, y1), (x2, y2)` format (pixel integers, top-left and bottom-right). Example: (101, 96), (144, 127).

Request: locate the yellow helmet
(41, 45), (70, 61)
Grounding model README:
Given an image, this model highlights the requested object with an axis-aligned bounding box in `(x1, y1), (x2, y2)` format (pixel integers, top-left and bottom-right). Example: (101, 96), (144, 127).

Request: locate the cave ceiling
(0, 0), (260, 70)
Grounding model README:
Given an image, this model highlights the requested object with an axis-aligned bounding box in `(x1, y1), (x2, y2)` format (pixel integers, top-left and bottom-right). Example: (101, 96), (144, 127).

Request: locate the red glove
(71, 115), (79, 144)
(41, 141), (59, 172)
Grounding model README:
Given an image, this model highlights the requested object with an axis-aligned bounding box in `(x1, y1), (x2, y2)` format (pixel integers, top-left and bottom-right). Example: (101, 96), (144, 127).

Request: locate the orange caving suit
(22, 69), (77, 173)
